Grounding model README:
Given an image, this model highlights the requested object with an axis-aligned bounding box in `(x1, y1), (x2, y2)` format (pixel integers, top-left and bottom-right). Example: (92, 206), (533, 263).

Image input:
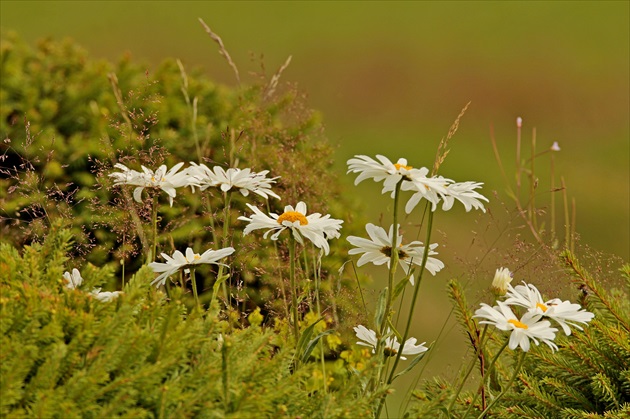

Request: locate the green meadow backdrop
(2, 0), (628, 411)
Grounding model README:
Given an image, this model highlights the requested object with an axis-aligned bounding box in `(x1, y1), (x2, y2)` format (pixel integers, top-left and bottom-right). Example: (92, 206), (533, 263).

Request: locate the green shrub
(0, 222), (374, 417)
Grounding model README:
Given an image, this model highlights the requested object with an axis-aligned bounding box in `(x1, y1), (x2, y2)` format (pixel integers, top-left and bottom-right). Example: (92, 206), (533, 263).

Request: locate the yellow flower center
(395, 163), (412, 171)
(536, 302), (548, 312)
(508, 319), (528, 329)
(277, 211), (308, 225)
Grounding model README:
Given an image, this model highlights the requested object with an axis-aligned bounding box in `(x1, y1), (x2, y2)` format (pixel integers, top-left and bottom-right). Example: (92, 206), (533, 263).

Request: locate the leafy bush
(0, 222), (373, 417)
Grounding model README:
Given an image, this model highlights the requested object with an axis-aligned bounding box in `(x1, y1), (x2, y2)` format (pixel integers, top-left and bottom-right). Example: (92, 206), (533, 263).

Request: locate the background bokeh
(2, 0), (628, 411)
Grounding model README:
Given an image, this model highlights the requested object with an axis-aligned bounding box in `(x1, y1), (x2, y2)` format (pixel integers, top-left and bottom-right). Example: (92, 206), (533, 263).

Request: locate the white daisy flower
(474, 301), (558, 352)
(439, 181), (488, 212)
(90, 288), (122, 302)
(354, 325), (428, 360)
(109, 162), (197, 207)
(491, 267), (513, 295)
(148, 247), (235, 288)
(347, 154), (488, 214)
(347, 223), (444, 285)
(188, 163), (280, 199)
(399, 171), (450, 212)
(238, 202), (343, 255)
(346, 155), (418, 193)
(63, 268), (83, 290)
(504, 282), (594, 335)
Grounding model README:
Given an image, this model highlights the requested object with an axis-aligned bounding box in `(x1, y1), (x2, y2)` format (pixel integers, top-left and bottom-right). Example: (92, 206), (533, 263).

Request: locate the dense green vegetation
(1, 34), (628, 418)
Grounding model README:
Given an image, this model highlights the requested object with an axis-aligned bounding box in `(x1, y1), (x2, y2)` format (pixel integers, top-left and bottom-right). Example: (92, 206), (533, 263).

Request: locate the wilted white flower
(474, 301), (558, 352)
(491, 267), (513, 295)
(238, 202), (343, 255)
(109, 162), (196, 206)
(90, 288), (122, 302)
(148, 247), (235, 287)
(354, 325), (428, 360)
(347, 223), (444, 285)
(504, 282), (594, 335)
(551, 141), (561, 151)
(63, 268), (83, 290)
(188, 163), (280, 199)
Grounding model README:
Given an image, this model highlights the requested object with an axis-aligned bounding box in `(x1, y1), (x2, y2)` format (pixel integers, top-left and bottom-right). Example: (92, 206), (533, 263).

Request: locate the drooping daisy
(188, 163), (280, 199)
(148, 247), (235, 287)
(347, 223), (444, 285)
(491, 267), (513, 295)
(238, 202), (343, 255)
(91, 288), (122, 302)
(504, 282), (594, 335)
(403, 178), (488, 214)
(474, 301), (559, 352)
(63, 268), (83, 290)
(109, 162), (197, 206)
(347, 155), (419, 193)
(354, 325), (428, 360)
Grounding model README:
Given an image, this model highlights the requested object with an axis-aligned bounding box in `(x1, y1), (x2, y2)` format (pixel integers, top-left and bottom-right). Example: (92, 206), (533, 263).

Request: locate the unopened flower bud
(491, 267), (513, 295)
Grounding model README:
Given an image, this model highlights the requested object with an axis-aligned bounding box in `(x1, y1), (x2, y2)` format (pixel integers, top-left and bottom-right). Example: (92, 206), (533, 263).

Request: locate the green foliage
(408, 252), (630, 418)
(0, 225), (373, 417)
(0, 32), (366, 326)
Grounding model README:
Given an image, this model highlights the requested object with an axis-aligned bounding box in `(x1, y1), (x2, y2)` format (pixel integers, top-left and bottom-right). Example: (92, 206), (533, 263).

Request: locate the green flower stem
(312, 247), (328, 393)
(289, 234), (300, 348)
(374, 179), (403, 389)
(376, 207), (434, 418)
(218, 191), (233, 305)
(267, 200), (290, 320)
(387, 209), (434, 383)
(151, 197), (158, 263)
(464, 337), (510, 418)
(190, 268), (199, 309)
(476, 350), (526, 419)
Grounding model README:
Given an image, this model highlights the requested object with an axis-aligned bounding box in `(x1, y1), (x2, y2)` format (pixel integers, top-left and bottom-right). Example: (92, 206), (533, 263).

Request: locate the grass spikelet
(198, 18), (241, 85)
(432, 101), (471, 175)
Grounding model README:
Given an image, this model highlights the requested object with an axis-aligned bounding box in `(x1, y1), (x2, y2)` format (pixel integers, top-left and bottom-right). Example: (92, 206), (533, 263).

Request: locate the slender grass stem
(289, 234), (299, 348)
(476, 351), (526, 419)
(464, 338), (510, 418)
(312, 248), (328, 393)
(447, 325), (488, 414)
(384, 210), (434, 390)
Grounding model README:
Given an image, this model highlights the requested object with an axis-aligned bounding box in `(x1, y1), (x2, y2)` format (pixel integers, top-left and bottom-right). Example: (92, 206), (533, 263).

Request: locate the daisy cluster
(109, 162), (345, 287)
(474, 269), (594, 352)
(347, 155), (488, 214)
(109, 161), (281, 207)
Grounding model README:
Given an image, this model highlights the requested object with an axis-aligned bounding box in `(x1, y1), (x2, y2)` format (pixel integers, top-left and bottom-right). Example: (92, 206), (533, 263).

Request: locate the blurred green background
(1, 0), (627, 259)
(1, 0), (628, 410)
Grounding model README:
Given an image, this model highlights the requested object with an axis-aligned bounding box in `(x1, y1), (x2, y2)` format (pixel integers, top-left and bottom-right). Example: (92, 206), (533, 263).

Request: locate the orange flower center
(508, 319), (528, 329)
(394, 163), (412, 171)
(536, 302), (548, 312)
(277, 211), (308, 225)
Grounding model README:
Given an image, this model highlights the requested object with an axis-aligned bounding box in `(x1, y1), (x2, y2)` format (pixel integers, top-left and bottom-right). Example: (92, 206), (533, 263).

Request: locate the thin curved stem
(447, 325), (488, 414)
(385, 210), (434, 386)
(289, 234), (299, 348)
(476, 351), (526, 419)
(464, 338), (510, 418)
